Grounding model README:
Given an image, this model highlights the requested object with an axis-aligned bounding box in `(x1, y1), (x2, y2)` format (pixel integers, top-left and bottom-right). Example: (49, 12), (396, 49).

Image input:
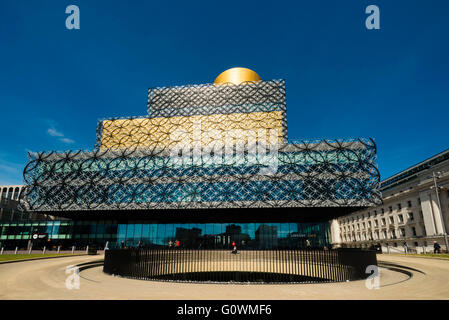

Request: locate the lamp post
(430, 171), (449, 253)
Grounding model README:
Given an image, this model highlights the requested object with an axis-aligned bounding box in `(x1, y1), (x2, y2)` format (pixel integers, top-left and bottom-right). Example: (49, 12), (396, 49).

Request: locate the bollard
(0, 247), (3, 255)
(57, 246), (61, 254)
(15, 247), (18, 255)
(43, 246), (46, 254)
(72, 246), (75, 254)
(86, 245), (89, 254)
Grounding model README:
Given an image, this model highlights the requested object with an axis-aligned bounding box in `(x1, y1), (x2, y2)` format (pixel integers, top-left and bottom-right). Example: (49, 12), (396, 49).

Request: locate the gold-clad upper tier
(214, 67), (261, 85)
(100, 112), (283, 150)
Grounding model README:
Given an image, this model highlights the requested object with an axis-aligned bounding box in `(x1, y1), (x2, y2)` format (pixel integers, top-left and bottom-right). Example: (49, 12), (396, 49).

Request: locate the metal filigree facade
(21, 79), (381, 212)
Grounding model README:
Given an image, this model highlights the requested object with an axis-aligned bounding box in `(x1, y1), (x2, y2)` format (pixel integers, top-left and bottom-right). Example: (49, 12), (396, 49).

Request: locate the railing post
(43, 246), (46, 254)
(14, 247), (18, 254)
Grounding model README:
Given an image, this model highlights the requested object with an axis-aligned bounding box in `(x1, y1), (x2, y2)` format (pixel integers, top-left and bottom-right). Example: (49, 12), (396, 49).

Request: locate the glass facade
(0, 220), (330, 250)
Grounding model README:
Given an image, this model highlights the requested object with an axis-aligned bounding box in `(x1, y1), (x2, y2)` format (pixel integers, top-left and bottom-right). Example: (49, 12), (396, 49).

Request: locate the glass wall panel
(117, 224), (127, 245)
(148, 224), (157, 245)
(133, 224), (142, 241)
(96, 221), (105, 236)
(105, 222), (117, 237)
(52, 222), (60, 237)
(0, 220), (331, 249)
(141, 224), (150, 245)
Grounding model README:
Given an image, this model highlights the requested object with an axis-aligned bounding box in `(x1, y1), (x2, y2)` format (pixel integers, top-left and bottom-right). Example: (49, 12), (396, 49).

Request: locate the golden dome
(214, 67), (261, 85)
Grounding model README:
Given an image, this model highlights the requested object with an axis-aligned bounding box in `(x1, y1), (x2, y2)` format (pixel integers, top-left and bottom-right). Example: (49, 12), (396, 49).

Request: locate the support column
(419, 191), (439, 236)
(329, 219), (341, 247)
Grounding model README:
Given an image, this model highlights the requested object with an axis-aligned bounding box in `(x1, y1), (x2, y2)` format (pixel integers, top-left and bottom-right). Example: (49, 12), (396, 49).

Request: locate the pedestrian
(231, 245), (238, 254)
(434, 241), (441, 254)
(175, 240), (180, 248)
(306, 239), (311, 248)
(120, 240), (125, 249)
(137, 240), (142, 249)
(232, 241), (235, 247)
(403, 242), (408, 253)
(168, 240), (173, 248)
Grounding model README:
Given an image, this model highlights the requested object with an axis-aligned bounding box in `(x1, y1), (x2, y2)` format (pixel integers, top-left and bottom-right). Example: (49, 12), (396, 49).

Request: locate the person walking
(434, 241), (441, 254)
(135, 240), (143, 262)
(120, 240), (125, 249)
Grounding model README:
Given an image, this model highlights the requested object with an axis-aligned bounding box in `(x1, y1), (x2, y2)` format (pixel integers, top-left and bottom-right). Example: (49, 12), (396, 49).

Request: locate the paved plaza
(0, 254), (448, 300)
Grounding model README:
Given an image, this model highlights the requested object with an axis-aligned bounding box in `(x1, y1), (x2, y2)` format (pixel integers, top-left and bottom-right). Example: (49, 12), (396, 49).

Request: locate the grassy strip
(0, 253), (80, 262)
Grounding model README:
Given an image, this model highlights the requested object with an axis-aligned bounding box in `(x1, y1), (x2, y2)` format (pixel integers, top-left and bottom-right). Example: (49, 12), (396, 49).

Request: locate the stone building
(332, 149), (449, 253)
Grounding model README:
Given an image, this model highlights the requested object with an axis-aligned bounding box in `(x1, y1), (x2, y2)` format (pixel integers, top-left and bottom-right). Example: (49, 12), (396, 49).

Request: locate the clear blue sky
(0, 0), (448, 185)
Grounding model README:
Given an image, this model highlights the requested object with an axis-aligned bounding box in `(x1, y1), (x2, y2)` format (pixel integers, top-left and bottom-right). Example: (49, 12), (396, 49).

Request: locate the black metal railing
(103, 248), (377, 283)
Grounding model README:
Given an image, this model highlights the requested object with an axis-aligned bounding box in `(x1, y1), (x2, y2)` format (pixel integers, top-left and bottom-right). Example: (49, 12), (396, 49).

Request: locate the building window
(13, 187), (20, 201)
(398, 214), (404, 223)
(407, 200), (412, 208)
(381, 208), (385, 214)
(374, 220), (378, 227)
(392, 230), (397, 239)
(400, 228), (406, 237)
(412, 227), (417, 236)
(409, 212), (414, 221)
(8, 187), (13, 200)
(389, 206), (393, 213)
(381, 218), (386, 226)
(374, 210), (377, 216)
(397, 203), (402, 210)
(389, 216), (394, 224)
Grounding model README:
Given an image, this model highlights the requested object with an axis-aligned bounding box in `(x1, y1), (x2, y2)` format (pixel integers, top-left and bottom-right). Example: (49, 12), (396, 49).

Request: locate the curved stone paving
(0, 254), (448, 299)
